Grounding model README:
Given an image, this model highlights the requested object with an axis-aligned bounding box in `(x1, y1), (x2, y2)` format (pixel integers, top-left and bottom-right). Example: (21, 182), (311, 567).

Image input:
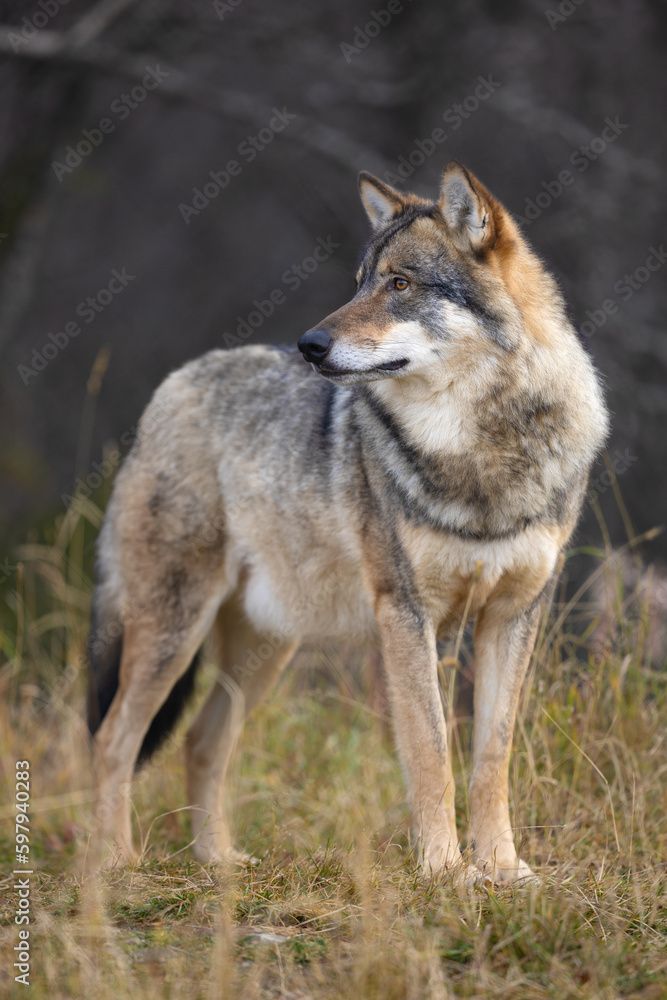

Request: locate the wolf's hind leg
(185, 594), (297, 864)
(93, 590), (224, 865)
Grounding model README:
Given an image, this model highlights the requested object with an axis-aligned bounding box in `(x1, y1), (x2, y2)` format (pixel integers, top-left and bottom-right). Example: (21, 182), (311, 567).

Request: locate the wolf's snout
(298, 328), (331, 363)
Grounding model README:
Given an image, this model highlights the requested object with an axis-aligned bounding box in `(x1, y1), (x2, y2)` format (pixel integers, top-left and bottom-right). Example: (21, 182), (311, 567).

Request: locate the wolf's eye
(392, 277), (409, 291)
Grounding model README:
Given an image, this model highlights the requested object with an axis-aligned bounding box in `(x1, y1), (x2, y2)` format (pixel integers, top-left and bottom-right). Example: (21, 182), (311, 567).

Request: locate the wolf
(88, 161), (608, 882)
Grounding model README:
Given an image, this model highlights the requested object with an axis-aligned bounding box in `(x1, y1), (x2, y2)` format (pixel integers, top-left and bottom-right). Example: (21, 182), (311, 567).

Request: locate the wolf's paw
(420, 839), (461, 875)
(451, 863), (493, 891)
(476, 856), (538, 886)
(192, 840), (258, 867)
(223, 846), (260, 867)
(421, 857), (492, 891)
(419, 841), (492, 889)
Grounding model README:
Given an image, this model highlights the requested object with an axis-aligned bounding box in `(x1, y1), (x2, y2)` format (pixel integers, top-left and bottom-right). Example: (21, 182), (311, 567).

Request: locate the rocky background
(1, 0), (665, 574)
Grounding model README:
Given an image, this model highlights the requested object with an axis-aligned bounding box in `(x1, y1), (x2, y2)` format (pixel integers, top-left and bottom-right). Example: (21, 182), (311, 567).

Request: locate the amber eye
(393, 277), (409, 291)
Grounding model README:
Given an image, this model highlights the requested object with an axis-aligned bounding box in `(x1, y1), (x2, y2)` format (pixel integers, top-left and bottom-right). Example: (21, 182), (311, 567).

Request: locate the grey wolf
(88, 161), (608, 882)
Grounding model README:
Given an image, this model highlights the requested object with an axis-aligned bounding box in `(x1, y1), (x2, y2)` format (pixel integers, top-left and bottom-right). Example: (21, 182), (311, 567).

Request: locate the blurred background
(0, 0), (665, 575)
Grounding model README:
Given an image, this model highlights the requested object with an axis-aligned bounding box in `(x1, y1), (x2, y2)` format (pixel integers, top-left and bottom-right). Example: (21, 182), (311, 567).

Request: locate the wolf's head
(298, 162), (567, 388)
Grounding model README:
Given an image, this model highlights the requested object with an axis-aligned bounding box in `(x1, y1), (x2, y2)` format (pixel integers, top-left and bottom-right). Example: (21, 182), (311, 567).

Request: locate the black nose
(298, 328), (331, 363)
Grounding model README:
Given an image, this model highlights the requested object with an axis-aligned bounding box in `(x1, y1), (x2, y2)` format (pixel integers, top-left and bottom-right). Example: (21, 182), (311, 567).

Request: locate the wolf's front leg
(376, 597), (460, 872)
(470, 598), (543, 883)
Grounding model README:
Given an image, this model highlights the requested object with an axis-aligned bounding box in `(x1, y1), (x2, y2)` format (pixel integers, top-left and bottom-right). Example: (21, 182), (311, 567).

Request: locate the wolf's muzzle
(298, 328), (331, 364)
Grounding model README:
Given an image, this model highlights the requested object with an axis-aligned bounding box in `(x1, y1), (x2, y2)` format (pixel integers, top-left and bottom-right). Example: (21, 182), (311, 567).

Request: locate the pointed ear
(439, 162), (499, 252)
(358, 171), (406, 231)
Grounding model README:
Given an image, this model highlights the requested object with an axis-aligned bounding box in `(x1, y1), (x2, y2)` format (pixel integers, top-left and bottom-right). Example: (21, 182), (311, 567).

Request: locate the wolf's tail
(86, 585), (201, 767)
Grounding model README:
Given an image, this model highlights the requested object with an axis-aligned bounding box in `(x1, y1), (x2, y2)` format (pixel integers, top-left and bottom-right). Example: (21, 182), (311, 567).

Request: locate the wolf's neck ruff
(350, 381), (584, 542)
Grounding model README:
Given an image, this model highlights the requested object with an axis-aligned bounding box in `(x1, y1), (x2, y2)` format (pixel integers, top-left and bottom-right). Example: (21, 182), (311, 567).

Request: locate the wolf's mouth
(375, 358), (409, 371)
(316, 358), (409, 377)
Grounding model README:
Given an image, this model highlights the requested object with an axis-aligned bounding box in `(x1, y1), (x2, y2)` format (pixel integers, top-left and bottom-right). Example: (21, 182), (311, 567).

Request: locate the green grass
(0, 500), (666, 998)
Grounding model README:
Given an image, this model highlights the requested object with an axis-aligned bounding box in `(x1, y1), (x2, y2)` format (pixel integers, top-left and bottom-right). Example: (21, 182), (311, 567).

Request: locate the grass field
(1, 500), (666, 999)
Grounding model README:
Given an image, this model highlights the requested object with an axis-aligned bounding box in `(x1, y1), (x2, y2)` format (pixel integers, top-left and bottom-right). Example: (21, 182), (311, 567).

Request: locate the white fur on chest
(406, 522), (563, 622)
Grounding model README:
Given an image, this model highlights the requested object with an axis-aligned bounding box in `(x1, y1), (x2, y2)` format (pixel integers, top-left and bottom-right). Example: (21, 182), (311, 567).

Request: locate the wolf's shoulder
(141, 343), (334, 440)
(178, 343), (305, 386)
(152, 344), (316, 403)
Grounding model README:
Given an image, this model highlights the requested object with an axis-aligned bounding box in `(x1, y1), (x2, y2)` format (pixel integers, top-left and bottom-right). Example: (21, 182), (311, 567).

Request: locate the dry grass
(1, 499), (666, 999)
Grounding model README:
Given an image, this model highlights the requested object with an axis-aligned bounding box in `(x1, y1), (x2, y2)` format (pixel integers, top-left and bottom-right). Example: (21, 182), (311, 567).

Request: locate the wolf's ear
(439, 162), (499, 252)
(359, 172), (406, 231)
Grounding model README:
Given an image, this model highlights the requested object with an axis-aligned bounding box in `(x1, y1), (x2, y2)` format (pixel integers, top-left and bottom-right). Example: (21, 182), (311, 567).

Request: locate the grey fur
(89, 163), (609, 881)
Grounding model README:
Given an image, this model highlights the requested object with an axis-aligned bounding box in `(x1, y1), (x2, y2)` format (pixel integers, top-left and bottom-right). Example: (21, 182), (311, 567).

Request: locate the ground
(0, 502), (665, 999)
